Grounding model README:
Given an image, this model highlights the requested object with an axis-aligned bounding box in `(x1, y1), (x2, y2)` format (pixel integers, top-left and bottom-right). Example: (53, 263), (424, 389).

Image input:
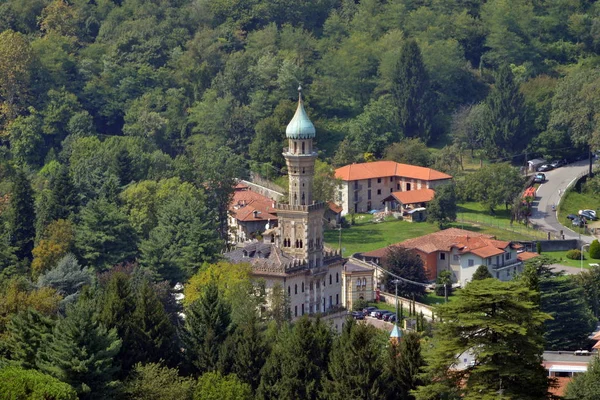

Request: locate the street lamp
(582, 243), (590, 271)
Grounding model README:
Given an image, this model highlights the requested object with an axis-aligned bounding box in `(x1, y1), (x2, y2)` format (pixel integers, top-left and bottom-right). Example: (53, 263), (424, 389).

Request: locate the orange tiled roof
(229, 188), (277, 222)
(517, 251), (540, 261)
(335, 160), (452, 182)
(391, 188), (435, 205)
(361, 228), (495, 258)
(327, 201), (343, 214)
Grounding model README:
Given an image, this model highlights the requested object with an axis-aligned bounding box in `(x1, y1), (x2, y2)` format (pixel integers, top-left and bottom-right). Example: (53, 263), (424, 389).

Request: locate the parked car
(573, 217), (585, 227)
(388, 314), (398, 323)
(351, 311), (365, 320)
(550, 159), (566, 168)
(376, 310), (393, 319)
(533, 173), (546, 183)
(363, 306), (377, 316)
(383, 313), (396, 322)
(369, 310), (380, 317)
(566, 214), (578, 220)
(579, 209), (598, 220)
(537, 164), (554, 172)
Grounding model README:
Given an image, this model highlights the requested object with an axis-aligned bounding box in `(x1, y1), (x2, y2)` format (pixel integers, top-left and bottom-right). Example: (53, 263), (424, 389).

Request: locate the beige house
(341, 260), (375, 311)
(335, 161), (452, 215)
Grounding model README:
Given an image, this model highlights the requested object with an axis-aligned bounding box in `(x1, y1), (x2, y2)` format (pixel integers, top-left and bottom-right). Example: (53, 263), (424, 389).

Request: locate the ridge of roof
(335, 160), (452, 182)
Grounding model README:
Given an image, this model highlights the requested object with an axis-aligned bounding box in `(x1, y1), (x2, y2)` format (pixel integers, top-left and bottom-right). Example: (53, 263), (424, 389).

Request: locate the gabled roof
(229, 188), (277, 222)
(389, 188), (435, 205)
(335, 161), (452, 182)
(360, 228), (510, 260)
(327, 201), (343, 214)
(517, 251), (540, 261)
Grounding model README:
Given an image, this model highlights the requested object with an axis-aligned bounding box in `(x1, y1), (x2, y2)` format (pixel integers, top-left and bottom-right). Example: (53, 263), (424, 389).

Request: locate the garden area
(557, 189), (600, 231)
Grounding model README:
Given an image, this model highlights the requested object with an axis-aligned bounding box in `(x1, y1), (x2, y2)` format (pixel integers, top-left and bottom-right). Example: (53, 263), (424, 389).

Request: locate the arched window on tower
(299, 240), (303, 248)
(302, 142), (305, 154)
(294, 142), (297, 153)
(302, 192), (305, 205)
(295, 239), (299, 248)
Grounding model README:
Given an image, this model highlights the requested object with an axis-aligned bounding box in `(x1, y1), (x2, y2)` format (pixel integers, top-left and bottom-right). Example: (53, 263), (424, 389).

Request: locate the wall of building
(342, 270), (374, 310)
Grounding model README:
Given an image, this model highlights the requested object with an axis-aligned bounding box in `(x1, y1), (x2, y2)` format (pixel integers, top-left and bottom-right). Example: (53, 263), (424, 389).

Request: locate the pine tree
(37, 253), (93, 297)
(132, 278), (176, 366)
(482, 64), (528, 159)
(5, 308), (55, 369)
(565, 355), (600, 399)
(391, 39), (434, 143)
(383, 331), (424, 400)
(8, 170), (36, 260)
(415, 279), (550, 400)
(37, 296), (122, 399)
(471, 265), (493, 281)
(182, 280), (232, 374)
(48, 164), (79, 222)
(115, 148), (134, 186)
(97, 271), (138, 374)
(257, 316), (332, 400)
(322, 318), (384, 399)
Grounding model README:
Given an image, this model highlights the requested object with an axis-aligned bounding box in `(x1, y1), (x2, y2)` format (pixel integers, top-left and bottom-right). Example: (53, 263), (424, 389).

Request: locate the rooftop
(335, 160), (452, 182)
(230, 187), (277, 222)
(388, 188), (435, 205)
(286, 86), (315, 139)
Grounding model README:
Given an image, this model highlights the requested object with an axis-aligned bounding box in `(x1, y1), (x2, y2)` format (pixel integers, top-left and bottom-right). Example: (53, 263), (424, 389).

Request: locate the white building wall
(459, 255), (486, 287)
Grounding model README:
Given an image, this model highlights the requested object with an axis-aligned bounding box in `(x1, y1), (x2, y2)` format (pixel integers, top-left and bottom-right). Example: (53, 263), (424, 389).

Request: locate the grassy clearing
(558, 189), (600, 229)
(543, 250), (599, 269)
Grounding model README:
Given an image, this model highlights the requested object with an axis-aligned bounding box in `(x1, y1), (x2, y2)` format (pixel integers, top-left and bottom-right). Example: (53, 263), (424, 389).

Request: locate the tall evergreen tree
(75, 198), (138, 270)
(482, 64), (528, 159)
(257, 316), (332, 400)
(322, 318), (385, 399)
(391, 39), (434, 143)
(37, 296), (121, 399)
(383, 331), (425, 400)
(48, 164), (79, 222)
(4, 308), (55, 369)
(415, 279), (550, 400)
(182, 280), (232, 374)
(8, 170), (36, 260)
(564, 355), (600, 399)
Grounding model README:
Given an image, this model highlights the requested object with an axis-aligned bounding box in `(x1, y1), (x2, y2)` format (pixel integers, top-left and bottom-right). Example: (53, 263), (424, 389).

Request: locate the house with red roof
(229, 183), (278, 243)
(334, 161), (452, 215)
(358, 228), (533, 284)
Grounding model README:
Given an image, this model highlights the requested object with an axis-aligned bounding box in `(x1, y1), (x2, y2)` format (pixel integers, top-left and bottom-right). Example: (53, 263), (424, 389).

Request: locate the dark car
(388, 314), (398, 323)
(533, 173), (546, 183)
(375, 310), (392, 319)
(537, 164), (553, 172)
(351, 311), (365, 320)
(550, 159), (565, 168)
(566, 214), (578, 220)
(579, 210), (598, 221)
(383, 313), (396, 322)
(573, 217), (585, 227)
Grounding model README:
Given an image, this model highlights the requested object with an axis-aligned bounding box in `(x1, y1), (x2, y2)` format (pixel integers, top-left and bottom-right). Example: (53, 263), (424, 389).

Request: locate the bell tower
(276, 86), (325, 268)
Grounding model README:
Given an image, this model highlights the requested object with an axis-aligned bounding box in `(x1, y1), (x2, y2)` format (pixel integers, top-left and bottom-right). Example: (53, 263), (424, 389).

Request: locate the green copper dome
(286, 86), (316, 139)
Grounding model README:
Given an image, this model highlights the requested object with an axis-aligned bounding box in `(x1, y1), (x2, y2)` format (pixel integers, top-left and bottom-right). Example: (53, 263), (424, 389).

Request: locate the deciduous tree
(427, 183), (457, 229)
(382, 246), (427, 299)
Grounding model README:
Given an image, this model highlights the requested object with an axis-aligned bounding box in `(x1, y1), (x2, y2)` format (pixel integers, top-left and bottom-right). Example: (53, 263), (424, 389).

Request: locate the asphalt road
(529, 160), (594, 243)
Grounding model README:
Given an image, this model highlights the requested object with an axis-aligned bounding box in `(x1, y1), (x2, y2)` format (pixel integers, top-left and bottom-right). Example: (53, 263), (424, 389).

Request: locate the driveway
(529, 160), (594, 243)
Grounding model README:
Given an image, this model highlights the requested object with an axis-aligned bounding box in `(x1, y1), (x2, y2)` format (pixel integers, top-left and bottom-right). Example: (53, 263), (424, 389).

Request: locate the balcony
(490, 259), (522, 270)
(353, 184), (362, 191)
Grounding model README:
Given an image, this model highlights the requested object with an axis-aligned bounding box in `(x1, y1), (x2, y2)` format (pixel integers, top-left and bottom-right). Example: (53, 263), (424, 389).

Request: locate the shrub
(536, 242), (542, 254)
(566, 249), (583, 260)
(590, 240), (600, 259)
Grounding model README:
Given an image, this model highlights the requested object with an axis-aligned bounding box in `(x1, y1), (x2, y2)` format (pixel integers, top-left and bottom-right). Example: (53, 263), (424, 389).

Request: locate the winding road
(529, 160), (594, 243)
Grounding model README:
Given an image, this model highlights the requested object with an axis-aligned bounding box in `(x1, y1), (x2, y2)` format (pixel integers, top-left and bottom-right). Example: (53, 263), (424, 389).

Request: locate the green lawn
(558, 189), (600, 229)
(543, 250), (599, 269)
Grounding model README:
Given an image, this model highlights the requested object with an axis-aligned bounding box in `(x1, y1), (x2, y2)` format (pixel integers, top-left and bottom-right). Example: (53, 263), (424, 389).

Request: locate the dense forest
(3, 0), (600, 398)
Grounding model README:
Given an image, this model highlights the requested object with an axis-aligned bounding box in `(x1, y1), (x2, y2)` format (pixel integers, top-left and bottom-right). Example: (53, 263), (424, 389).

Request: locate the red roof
(390, 188), (435, 205)
(361, 228), (509, 259)
(335, 161), (452, 182)
(517, 251), (540, 261)
(327, 202), (343, 214)
(229, 188), (277, 222)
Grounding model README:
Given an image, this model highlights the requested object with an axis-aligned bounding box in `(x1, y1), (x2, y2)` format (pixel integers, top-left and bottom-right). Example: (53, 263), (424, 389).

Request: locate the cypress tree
(589, 239), (600, 259)
(37, 296), (121, 399)
(182, 280), (232, 374)
(322, 318), (384, 399)
(5, 308), (55, 369)
(391, 39), (434, 143)
(9, 170), (36, 260)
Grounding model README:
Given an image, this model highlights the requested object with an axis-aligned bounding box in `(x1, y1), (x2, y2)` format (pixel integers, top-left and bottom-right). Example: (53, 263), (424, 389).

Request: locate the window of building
(329, 274), (332, 285)
(336, 294), (339, 305)
(496, 272), (499, 278)
(390, 177), (394, 182)
(336, 273), (339, 283)
(301, 304), (304, 315)
(390, 188), (393, 193)
(453, 254), (459, 261)
(368, 179), (371, 188)
(468, 259), (474, 267)
(506, 252), (511, 260)
(357, 279), (361, 288)
(301, 142), (305, 154)
(377, 178), (382, 183)
(354, 181), (358, 189)
(368, 190), (371, 200)
(377, 189), (381, 195)
(329, 296), (333, 307)
(288, 286), (291, 296)
(407, 183), (412, 191)
(397, 184), (400, 190)
(295, 305), (298, 317)
(302, 282), (304, 293)
(295, 284), (297, 295)
(440, 253), (446, 260)
(362, 278), (367, 287)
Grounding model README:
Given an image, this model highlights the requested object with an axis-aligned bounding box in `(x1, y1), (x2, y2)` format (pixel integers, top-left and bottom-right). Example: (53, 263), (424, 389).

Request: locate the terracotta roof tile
(390, 188), (435, 204)
(517, 251), (540, 261)
(230, 189), (278, 222)
(327, 201), (343, 214)
(335, 160), (452, 182)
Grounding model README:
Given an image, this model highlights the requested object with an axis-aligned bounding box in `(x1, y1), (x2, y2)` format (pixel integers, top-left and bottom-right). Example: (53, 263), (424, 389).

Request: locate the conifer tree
(48, 164), (79, 222)
(132, 278), (176, 366)
(37, 253), (93, 298)
(257, 316), (332, 400)
(37, 296), (121, 399)
(4, 308), (55, 369)
(564, 355), (600, 399)
(322, 318), (384, 399)
(482, 64), (528, 159)
(383, 331), (424, 400)
(391, 39), (434, 143)
(471, 265), (493, 281)
(8, 170), (36, 260)
(182, 280), (232, 374)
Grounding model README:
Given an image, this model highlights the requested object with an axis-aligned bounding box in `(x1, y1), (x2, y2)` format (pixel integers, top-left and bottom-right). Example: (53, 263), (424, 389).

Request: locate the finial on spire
(298, 84), (302, 102)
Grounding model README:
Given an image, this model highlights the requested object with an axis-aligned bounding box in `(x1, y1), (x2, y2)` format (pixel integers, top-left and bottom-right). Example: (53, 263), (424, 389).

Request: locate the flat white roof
(548, 365), (588, 373)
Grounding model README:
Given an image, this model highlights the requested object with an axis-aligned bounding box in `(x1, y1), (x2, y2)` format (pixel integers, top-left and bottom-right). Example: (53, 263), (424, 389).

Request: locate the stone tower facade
(277, 87), (326, 267)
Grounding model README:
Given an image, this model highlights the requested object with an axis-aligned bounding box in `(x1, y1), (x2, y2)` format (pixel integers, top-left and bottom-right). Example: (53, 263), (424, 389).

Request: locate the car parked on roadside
(376, 310), (393, 319)
(369, 310), (380, 317)
(579, 209), (598, 220)
(533, 173), (546, 183)
(383, 313), (396, 322)
(550, 159), (566, 168)
(566, 214), (578, 220)
(351, 311), (365, 320)
(537, 164), (553, 172)
(388, 314), (398, 323)
(573, 217), (586, 227)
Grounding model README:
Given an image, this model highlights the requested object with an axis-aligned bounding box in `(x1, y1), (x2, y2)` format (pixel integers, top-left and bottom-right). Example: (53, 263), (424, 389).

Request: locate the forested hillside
(2, 0), (600, 398)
